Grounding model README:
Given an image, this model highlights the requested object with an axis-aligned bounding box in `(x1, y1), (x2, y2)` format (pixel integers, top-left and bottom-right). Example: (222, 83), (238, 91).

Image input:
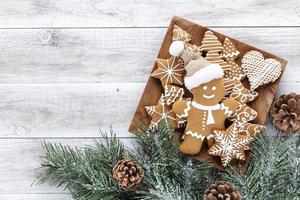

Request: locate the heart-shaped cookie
(241, 50), (282, 91)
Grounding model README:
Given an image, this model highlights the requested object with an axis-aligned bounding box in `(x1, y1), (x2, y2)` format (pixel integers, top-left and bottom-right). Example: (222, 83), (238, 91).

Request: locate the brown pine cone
(112, 159), (144, 190)
(270, 93), (300, 133)
(203, 181), (241, 200)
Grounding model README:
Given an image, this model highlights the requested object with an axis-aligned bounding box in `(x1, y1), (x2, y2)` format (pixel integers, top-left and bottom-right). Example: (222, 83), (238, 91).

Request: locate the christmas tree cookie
(201, 30), (229, 72)
(222, 38), (245, 80)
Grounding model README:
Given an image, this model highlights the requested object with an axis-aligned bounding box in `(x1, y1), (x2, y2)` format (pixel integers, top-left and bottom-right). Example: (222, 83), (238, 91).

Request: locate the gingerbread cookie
(230, 80), (258, 104)
(184, 43), (201, 54)
(169, 25), (201, 57)
(222, 38), (245, 80)
(222, 78), (236, 96)
(228, 103), (257, 124)
(201, 30), (229, 71)
(164, 84), (184, 106)
(208, 123), (254, 167)
(239, 122), (265, 137)
(172, 25), (191, 42)
(145, 94), (177, 130)
(241, 50), (282, 91)
(151, 56), (185, 87)
(239, 122), (265, 150)
(173, 58), (239, 155)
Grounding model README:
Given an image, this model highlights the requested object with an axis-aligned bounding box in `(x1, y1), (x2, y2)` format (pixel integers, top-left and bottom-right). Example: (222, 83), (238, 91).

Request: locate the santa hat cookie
(184, 57), (224, 90)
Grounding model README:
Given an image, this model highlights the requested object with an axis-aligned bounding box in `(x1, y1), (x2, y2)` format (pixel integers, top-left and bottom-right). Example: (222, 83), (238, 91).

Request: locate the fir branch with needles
(221, 133), (300, 200)
(36, 123), (212, 200)
(36, 121), (299, 200)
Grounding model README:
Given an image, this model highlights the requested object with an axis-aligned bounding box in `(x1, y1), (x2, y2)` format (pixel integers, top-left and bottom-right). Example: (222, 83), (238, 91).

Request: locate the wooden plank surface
(0, 83), (142, 138)
(0, 0), (299, 198)
(0, 138), (135, 194)
(0, 81), (298, 139)
(0, 194), (72, 200)
(0, 28), (298, 83)
(0, 0), (299, 27)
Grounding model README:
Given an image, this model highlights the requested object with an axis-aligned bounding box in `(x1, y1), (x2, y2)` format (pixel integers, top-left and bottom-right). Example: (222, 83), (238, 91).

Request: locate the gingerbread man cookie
(151, 56), (185, 87)
(173, 59), (239, 155)
(145, 94), (177, 130)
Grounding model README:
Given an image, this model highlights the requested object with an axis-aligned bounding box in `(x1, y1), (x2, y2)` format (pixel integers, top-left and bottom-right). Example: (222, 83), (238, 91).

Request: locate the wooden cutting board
(128, 16), (287, 169)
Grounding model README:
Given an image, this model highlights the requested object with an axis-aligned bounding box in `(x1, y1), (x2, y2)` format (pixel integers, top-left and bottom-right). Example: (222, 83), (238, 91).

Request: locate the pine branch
(36, 123), (213, 200)
(221, 133), (300, 200)
(133, 122), (212, 199)
(36, 131), (138, 200)
(137, 172), (193, 200)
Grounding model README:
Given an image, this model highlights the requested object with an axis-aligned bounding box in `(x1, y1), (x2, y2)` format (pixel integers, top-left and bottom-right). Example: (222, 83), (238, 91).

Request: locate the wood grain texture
(0, 138), (135, 194)
(0, 83), (143, 138)
(0, 28), (298, 83)
(0, 1), (298, 197)
(0, 82), (298, 139)
(0, 0), (300, 27)
(0, 194), (72, 200)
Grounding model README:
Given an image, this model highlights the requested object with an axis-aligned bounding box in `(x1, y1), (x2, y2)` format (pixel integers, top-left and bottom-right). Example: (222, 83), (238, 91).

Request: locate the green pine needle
(36, 122), (299, 200)
(221, 133), (300, 200)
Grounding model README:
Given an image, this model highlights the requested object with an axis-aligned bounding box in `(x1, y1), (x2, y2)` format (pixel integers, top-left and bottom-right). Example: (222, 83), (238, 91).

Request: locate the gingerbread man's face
(192, 78), (225, 105)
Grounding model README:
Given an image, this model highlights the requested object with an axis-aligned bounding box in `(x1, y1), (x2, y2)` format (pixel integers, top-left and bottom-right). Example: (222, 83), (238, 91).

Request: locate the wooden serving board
(128, 16), (287, 168)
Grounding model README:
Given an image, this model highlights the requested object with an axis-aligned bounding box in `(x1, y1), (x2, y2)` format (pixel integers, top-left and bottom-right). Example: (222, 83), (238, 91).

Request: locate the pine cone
(112, 159), (144, 190)
(270, 93), (300, 133)
(203, 181), (241, 200)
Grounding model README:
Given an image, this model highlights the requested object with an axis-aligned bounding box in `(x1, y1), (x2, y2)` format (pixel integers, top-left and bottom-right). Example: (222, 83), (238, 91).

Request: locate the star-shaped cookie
(151, 56), (185, 87)
(145, 94), (177, 130)
(208, 123), (254, 167)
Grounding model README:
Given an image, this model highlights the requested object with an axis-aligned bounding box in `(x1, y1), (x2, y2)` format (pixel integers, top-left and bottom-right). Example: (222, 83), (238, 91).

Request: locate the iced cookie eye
(203, 85), (208, 90)
(212, 86), (216, 91)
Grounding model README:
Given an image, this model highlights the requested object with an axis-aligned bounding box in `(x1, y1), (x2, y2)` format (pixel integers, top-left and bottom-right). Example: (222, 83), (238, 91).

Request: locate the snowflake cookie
(208, 123), (254, 167)
(145, 94), (177, 130)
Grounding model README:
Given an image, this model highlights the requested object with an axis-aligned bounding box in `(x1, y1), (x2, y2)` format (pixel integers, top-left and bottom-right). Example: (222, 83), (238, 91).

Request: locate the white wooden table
(0, 1), (299, 199)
